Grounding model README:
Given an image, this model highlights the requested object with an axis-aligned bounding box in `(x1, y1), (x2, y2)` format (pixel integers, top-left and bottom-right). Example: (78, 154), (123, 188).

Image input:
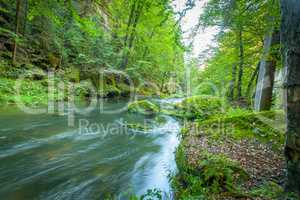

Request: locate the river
(0, 99), (180, 199)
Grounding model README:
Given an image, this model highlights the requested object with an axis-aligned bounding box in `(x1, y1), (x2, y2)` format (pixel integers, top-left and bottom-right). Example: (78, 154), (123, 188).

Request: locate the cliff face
(97, 0), (111, 30)
(77, 0), (111, 30)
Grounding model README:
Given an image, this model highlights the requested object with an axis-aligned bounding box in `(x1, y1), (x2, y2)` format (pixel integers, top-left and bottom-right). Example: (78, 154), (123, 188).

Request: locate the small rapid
(0, 99), (180, 199)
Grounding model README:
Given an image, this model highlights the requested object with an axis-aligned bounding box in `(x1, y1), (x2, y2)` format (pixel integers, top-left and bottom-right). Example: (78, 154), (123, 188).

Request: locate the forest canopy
(0, 0), (185, 98)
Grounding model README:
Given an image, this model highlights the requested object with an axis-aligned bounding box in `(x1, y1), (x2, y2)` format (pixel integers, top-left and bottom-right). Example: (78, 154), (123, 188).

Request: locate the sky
(172, 0), (219, 60)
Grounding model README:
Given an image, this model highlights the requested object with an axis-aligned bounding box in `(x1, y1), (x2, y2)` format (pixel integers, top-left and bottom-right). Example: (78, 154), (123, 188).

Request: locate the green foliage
(140, 189), (162, 200)
(173, 106), (287, 199)
(196, 153), (248, 193)
(249, 181), (283, 199)
(194, 0), (281, 101)
(0, 0), (185, 98)
(0, 78), (48, 106)
(199, 110), (285, 150)
(175, 95), (225, 120)
(173, 146), (248, 199)
(103, 189), (162, 200)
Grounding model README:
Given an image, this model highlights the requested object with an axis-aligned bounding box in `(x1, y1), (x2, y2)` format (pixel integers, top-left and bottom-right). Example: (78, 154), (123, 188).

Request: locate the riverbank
(0, 77), (134, 107)
(168, 96), (299, 200)
(0, 61), (168, 107)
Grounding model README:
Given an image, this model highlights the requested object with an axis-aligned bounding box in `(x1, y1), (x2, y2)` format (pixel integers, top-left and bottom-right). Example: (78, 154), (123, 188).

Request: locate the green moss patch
(189, 110), (285, 150)
(173, 145), (250, 199)
(172, 109), (296, 200)
(128, 100), (159, 115)
(0, 78), (49, 106)
(175, 95), (225, 120)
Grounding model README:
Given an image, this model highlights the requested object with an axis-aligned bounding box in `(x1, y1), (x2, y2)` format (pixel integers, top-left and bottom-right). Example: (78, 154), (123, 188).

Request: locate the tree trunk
(21, 0), (28, 36)
(123, 0), (137, 49)
(281, 0), (300, 196)
(254, 31), (280, 111)
(246, 62), (260, 98)
(237, 29), (244, 98)
(120, 0), (142, 69)
(12, 0), (21, 64)
(229, 64), (237, 100)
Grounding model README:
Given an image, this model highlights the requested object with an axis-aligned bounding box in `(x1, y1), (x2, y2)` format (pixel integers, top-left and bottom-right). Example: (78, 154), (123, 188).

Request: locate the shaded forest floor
(177, 126), (286, 200)
(166, 96), (299, 200)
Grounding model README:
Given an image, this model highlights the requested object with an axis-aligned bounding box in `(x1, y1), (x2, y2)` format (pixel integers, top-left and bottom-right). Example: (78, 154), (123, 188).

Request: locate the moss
(0, 77), (87, 107)
(194, 110), (285, 150)
(97, 82), (133, 98)
(173, 145), (249, 199)
(172, 108), (289, 200)
(128, 100), (159, 115)
(98, 84), (121, 98)
(0, 78), (49, 106)
(249, 181), (299, 200)
(65, 67), (80, 83)
(136, 84), (160, 97)
(160, 109), (186, 118)
(175, 95), (225, 120)
(74, 81), (92, 98)
(117, 83), (132, 97)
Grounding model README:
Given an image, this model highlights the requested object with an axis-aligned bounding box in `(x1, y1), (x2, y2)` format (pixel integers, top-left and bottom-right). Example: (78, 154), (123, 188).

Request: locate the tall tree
(281, 0), (300, 195)
(229, 64), (237, 100)
(246, 62), (260, 98)
(12, 0), (21, 64)
(21, 0), (28, 36)
(237, 28), (244, 98)
(254, 31), (280, 111)
(120, 0), (144, 69)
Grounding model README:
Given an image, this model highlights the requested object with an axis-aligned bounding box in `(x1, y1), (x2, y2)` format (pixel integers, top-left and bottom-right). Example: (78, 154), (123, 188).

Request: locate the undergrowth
(171, 95), (298, 200)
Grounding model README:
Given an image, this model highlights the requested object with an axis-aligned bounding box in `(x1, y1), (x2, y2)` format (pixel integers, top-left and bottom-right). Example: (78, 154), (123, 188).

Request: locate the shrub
(175, 95), (225, 120)
(173, 147), (249, 199)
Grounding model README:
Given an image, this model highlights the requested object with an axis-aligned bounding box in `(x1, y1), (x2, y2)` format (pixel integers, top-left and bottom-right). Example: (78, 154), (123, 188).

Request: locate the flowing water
(0, 99), (180, 199)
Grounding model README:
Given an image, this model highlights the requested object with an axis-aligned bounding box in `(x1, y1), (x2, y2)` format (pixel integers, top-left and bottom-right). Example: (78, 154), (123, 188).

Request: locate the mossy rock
(128, 100), (159, 115)
(175, 95), (224, 120)
(117, 83), (132, 97)
(136, 84), (159, 97)
(98, 84), (121, 98)
(187, 110), (285, 150)
(230, 111), (284, 149)
(65, 67), (80, 83)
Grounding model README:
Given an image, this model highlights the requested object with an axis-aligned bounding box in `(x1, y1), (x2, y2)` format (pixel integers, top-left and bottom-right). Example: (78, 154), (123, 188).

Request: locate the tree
(12, 0), (21, 64)
(281, 0), (300, 195)
(237, 28), (244, 98)
(254, 31), (280, 111)
(199, 0), (258, 99)
(229, 64), (237, 100)
(119, 0), (144, 69)
(199, 0), (280, 101)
